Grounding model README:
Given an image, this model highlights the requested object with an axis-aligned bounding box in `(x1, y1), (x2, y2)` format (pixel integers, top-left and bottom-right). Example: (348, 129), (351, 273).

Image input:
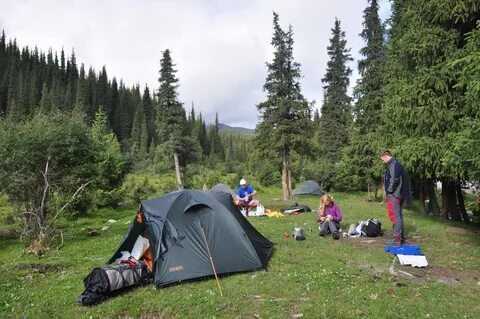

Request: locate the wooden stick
(200, 226), (223, 297)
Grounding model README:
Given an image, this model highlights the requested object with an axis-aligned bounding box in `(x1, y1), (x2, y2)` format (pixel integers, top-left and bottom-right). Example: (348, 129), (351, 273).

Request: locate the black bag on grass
(78, 261), (152, 306)
(365, 219), (382, 237)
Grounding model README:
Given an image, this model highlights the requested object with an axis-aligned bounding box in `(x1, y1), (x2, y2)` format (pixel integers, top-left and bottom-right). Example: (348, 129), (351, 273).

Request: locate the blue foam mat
(384, 245), (423, 256)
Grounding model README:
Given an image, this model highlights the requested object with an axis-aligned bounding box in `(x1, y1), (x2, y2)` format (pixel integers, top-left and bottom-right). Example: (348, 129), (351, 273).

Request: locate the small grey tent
(108, 189), (273, 287)
(293, 180), (323, 196)
(210, 183), (235, 196)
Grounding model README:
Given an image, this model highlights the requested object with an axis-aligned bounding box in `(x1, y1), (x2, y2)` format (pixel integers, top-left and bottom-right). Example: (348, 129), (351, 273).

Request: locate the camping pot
(292, 227), (306, 241)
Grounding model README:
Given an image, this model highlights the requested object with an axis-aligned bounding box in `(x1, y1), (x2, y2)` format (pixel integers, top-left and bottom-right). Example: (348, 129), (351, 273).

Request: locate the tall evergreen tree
(142, 86), (155, 150)
(130, 101), (148, 158)
(337, 0), (386, 196)
(208, 113), (225, 160)
(256, 12), (312, 200)
(382, 0), (480, 221)
(74, 64), (88, 116)
(354, 0), (385, 131)
(318, 18), (353, 163)
(113, 82), (131, 146)
(155, 49), (189, 189)
(197, 113), (209, 157)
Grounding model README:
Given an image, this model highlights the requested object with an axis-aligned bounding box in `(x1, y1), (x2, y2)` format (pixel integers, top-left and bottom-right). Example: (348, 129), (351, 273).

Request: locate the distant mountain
(218, 123), (255, 135)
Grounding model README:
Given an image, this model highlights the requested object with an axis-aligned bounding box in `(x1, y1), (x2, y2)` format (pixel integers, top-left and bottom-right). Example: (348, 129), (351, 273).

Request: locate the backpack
(364, 219), (382, 237)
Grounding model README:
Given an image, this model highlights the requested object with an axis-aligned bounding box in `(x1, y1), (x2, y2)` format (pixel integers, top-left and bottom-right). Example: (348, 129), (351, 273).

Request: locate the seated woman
(317, 194), (343, 240)
(235, 178), (258, 216)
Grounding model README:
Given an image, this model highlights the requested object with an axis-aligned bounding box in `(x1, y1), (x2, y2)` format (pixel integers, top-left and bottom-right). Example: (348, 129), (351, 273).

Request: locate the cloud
(1, 0), (391, 128)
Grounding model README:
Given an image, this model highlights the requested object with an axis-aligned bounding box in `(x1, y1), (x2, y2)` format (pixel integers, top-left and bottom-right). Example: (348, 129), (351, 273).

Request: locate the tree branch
(52, 181), (92, 221)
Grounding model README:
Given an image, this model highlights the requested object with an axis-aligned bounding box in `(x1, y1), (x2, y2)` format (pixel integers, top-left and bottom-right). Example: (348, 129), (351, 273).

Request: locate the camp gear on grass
(365, 219), (382, 237)
(397, 254), (428, 267)
(78, 261), (152, 306)
(385, 244), (428, 268)
(293, 180), (324, 196)
(244, 203), (265, 217)
(347, 219), (383, 238)
(266, 210), (284, 218)
(384, 245), (422, 256)
(292, 227), (306, 240)
(282, 203), (311, 214)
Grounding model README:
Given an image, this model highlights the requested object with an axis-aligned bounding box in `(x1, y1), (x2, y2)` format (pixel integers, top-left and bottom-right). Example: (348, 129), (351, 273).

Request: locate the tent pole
(200, 226), (223, 297)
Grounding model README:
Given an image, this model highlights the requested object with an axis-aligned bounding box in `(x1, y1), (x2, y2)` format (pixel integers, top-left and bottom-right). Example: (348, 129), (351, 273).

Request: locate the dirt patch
(0, 227), (19, 239)
(387, 260), (480, 286)
(289, 304), (303, 319)
(446, 226), (480, 236)
(118, 312), (176, 319)
(15, 263), (65, 273)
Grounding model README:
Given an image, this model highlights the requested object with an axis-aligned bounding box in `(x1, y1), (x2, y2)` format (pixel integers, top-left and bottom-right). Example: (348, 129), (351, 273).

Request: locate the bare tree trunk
(456, 182), (469, 223)
(281, 150), (291, 201)
(426, 179), (440, 215)
(39, 159), (50, 228)
(374, 179), (379, 200)
(367, 182), (372, 201)
(441, 179), (461, 220)
(173, 152), (183, 190)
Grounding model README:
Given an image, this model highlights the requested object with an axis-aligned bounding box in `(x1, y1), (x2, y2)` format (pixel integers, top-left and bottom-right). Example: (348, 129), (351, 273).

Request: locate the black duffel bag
(78, 260), (152, 306)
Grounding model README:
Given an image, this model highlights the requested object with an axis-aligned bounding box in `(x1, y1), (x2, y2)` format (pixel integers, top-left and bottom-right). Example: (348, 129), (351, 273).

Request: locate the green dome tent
(108, 189), (273, 287)
(293, 180), (324, 196)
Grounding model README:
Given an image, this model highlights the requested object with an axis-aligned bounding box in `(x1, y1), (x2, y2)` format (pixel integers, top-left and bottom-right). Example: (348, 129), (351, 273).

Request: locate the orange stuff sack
(142, 247), (154, 272)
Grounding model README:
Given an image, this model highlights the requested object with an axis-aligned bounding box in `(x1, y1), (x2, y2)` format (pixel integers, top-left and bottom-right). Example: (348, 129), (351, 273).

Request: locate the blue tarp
(384, 245), (423, 256)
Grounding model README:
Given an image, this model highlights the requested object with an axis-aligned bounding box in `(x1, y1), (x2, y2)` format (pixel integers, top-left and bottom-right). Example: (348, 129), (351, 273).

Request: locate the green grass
(1, 190), (480, 318)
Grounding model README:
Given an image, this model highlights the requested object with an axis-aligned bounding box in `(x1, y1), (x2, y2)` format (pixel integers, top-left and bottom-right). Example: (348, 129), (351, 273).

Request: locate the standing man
(381, 150), (409, 245)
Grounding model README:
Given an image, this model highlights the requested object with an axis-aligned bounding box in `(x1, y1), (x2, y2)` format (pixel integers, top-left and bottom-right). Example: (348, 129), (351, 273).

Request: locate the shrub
(0, 112), (96, 251)
(120, 173), (177, 206)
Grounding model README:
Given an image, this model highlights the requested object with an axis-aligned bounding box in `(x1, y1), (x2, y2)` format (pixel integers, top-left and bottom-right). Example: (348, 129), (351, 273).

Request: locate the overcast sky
(1, 0), (391, 128)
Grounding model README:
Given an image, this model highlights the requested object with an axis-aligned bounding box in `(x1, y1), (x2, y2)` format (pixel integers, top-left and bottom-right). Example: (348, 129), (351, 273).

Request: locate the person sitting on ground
(235, 178), (258, 216)
(317, 194), (343, 240)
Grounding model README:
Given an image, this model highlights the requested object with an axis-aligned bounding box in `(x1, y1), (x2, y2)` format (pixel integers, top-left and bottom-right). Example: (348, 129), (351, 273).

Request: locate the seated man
(235, 178), (258, 216)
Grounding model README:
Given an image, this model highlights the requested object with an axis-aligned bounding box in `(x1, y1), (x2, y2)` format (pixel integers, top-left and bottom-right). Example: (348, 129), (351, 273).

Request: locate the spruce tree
(382, 0), (480, 221)
(208, 113), (225, 160)
(74, 64), (88, 116)
(338, 0), (386, 196)
(318, 18), (353, 163)
(85, 67), (97, 123)
(354, 0), (385, 131)
(130, 101), (148, 158)
(39, 82), (55, 113)
(142, 86), (155, 150)
(96, 66), (110, 118)
(155, 49), (189, 189)
(113, 82), (131, 146)
(197, 113), (209, 157)
(256, 12), (312, 200)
